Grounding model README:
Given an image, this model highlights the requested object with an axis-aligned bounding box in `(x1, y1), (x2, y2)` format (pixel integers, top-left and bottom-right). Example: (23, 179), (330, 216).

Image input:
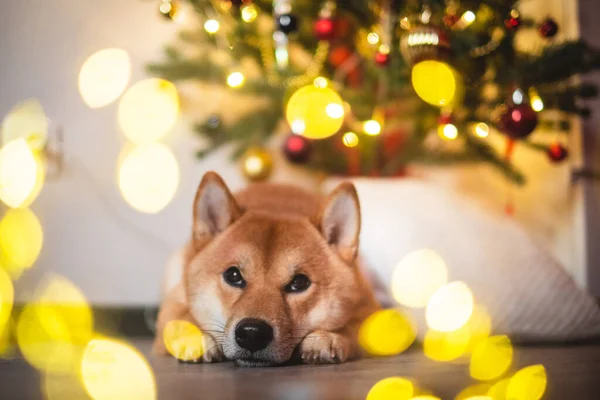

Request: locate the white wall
(0, 0), (587, 305)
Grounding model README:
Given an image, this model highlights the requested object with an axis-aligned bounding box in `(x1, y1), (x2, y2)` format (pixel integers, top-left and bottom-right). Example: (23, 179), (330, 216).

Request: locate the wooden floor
(2, 339), (600, 399)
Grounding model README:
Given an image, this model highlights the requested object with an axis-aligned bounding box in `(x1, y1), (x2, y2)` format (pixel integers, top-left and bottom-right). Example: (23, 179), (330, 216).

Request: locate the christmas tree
(148, 0), (600, 183)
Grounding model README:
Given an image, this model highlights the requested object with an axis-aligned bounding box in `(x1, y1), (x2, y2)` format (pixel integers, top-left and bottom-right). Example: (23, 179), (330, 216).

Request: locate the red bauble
(328, 45), (353, 67)
(499, 104), (538, 139)
(374, 51), (390, 66)
(539, 18), (559, 38)
(283, 134), (312, 164)
(504, 17), (521, 31)
(547, 143), (568, 163)
(443, 14), (459, 28)
(438, 114), (453, 125)
(315, 18), (335, 40)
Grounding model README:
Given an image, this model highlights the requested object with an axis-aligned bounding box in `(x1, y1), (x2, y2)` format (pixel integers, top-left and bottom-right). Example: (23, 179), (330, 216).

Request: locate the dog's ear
(317, 182), (361, 263)
(193, 172), (241, 244)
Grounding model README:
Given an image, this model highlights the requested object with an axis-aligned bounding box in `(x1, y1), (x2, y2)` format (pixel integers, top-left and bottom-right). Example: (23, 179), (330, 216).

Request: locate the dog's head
(184, 172), (364, 366)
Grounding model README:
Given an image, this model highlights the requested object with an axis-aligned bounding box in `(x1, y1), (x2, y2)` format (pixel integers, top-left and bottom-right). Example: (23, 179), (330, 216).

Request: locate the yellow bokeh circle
(285, 85), (344, 139)
(506, 365), (547, 400)
(470, 335), (513, 381)
(118, 78), (179, 144)
(412, 60), (461, 107)
(0, 139), (39, 208)
(0, 208), (43, 268)
(1, 99), (48, 150)
(426, 281), (474, 332)
(81, 338), (156, 400)
(79, 48), (132, 109)
(359, 309), (416, 356)
(424, 328), (471, 362)
(392, 249), (448, 308)
(367, 377), (414, 400)
(17, 276), (93, 374)
(163, 320), (204, 362)
(118, 143), (180, 214)
(0, 268), (13, 337)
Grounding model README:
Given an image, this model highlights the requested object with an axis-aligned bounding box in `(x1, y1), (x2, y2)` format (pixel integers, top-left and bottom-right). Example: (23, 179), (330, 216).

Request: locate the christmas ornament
(412, 60), (461, 107)
(400, 25), (451, 66)
(328, 45), (354, 68)
(283, 134), (312, 164)
(499, 104), (538, 139)
(547, 143), (568, 163)
(315, 18), (335, 40)
(277, 14), (298, 34)
(374, 50), (390, 66)
(539, 18), (559, 38)
(159, 0), (179, 20)
(286, 84), (344, 139)
(241, 147), (273, 181)
(504, 10), (521, 31)
(203, 115), (222, 133)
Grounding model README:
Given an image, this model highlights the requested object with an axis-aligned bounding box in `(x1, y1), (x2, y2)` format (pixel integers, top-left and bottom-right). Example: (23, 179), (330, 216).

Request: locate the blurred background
(0, 0), (598, 310)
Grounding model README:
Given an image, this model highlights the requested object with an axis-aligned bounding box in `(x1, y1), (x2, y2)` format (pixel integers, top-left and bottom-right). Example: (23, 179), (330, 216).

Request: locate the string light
(439, 123), (458, 140)
(227, 72), (245, 88)
(461, 10), (476, 25)
(313, 76), (329, 88)
(367, 377), (414, 400)
(0, 139), (38, 208)
(367, 32), (380, 44)
(512, 88), (524, 105)
(426, 281), (474, 332)
(241, 4), (258, 23)
(78, 48), (131, 109)
(342, 132), (359, 148)
(529, 88), (544, 112)
(204, 19), (220, 34)
(392, 249), (448, 308)
(363, 120), (382, 136)
(474, 123), (490, 138)
(325, 103), (344, 119)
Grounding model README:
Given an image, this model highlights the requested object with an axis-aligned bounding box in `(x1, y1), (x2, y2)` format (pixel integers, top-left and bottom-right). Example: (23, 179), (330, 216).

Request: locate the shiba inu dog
(153, 172), (380, 366)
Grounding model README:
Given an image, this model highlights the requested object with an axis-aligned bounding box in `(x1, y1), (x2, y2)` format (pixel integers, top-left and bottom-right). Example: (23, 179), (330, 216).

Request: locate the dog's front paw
(299, 330), (351, 364)
(201, 335), (225, 363)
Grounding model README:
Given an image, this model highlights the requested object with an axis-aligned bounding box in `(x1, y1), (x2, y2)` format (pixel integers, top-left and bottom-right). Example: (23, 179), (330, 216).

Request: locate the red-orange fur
(153, 172), (379, 365)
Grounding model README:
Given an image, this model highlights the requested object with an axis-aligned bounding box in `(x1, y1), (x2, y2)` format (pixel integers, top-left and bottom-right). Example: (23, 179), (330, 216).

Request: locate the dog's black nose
(234, 318), (274, 352)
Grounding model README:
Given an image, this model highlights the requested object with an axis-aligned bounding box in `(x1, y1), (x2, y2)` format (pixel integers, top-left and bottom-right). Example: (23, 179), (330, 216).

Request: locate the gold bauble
(241, 147), (273, 182)
(285, 84), (344, 139)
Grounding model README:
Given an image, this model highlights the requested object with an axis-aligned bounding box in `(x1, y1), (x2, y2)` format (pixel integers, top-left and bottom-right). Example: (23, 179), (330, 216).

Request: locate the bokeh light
(412, 61), (460, 107)
(367, 377), (414, 400)
(506, 365), (547, 400)
(241, 4), (258, 22)
(17, 276), (93, 374)
(204, 19), (220, 34)
(1, 99), (48, 150)
(367, 32), (380, 44)
(426, 281), (474, 332)
(227, 71), (245, 88)
(470, 335), (513, 381)
(464, 306), (492, 352)
(44, 372), (90, 400)
(286, 85), (344, 140)
(81, 338), (156, 400)
(118, 143), (180, 214)
(0, 268), (13, 337)
(0, 208), (43, 268)
(438, 123), (458, 140)
(392, 249), (448, 308)
(455, 383), (492, 400)
(474, 123), (489, 138)
(0, 139), (38, 208)
(363, 120), (382, 136)
(359, 309), (416, 356)
(118, 78), (179, 145)
(313, 76), (329, 88)
(163, 320), (204, 362)
(487, 378), (510, 399)
(78, 48), (131, 109)
(411, 396), (440, 400)
(424, 327), (471, 362)
(342, 131), (359, 148)
(461, 11), (476, 25)
(20, 150), (46, 208)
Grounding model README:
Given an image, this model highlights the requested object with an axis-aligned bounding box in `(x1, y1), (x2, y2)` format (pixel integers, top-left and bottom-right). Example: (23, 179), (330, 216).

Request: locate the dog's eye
(285, 274), (311, 293)
(223, 266), (246, 288)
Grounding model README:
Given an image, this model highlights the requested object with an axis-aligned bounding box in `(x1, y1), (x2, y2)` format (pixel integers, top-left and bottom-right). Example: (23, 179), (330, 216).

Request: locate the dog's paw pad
(299, 331), (350, 365)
